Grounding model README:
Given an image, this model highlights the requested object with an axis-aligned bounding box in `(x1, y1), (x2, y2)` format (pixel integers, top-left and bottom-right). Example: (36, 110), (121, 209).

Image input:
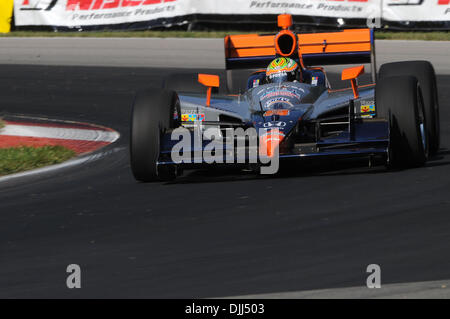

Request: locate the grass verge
(375, 32), (450, 41)
(0, 30), (243, 38)
(0, 30), (449, 41)
(0, 146), (76, 176)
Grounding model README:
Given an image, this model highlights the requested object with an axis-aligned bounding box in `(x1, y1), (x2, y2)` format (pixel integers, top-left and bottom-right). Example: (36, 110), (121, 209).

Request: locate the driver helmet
(266, 57), (299, 84)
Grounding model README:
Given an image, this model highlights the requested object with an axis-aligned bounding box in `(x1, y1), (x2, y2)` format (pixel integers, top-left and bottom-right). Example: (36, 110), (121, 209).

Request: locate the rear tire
(376, 76), (428, 168)
(379, 61), (440, 154)
(130, 88), (181, 182)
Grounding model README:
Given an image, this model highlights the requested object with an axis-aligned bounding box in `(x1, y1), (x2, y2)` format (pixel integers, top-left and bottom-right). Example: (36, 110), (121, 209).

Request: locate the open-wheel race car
(130, 14), (440, 182)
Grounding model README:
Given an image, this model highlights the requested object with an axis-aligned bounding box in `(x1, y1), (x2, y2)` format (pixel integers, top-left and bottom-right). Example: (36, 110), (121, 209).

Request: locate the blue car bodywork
(157, 24), (389, 171)
(158, 80), (389, 168)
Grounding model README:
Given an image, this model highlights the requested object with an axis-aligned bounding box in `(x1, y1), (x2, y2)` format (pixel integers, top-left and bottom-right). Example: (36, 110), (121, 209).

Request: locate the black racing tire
(376, 76), (428, 169)
(130, 88), (181, 182)
(163, 73), (221, 94)
(379, 61), (440, 154)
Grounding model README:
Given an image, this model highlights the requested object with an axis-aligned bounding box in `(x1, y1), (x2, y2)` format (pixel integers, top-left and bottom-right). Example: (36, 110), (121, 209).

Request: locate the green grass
(0, 119), (4, 130)
(375, 32), (450, 41)
(0, 146), (76, 176)
(0, 30), (245, 38)
(0, 30), (449, 41)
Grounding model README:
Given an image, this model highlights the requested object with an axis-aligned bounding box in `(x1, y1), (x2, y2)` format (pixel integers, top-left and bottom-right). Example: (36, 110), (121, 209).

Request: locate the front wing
(157, 119), (389, 168)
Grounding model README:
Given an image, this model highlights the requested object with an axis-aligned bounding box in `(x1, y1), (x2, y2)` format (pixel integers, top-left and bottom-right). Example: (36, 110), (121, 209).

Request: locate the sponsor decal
(311, 76), (318, 86)
(268, 71), (287, 82)
(181, 113), (205, 122)
(19, 0), (177, 11)
(66, 0), (176, 11)
(361, 105), (375, 113)
(360, 104), (375, 118)
(265, 97), (294, 109)
(16, 0), (179, 27)
(260, 89), (302, 100)
(263, 121), (287, 129)
(19, 0), (59, 11)
(264, 109), (290, 117)
(388, 0), (423, 5)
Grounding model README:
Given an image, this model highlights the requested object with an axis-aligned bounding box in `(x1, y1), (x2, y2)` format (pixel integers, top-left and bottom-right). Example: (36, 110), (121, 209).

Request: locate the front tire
(130, 88), (180, 182)
(376, 76), (428, 168)
(379, 61), (440, 154)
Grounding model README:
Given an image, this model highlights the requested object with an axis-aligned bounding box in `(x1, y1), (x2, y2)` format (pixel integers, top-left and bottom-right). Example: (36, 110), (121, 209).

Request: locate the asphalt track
(0, 38), (449, 73)
(0, 43), (450, 298)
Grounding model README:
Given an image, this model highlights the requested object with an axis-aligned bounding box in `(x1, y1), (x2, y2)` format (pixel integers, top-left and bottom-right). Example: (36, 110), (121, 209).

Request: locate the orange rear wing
(225, 28), (375, 71)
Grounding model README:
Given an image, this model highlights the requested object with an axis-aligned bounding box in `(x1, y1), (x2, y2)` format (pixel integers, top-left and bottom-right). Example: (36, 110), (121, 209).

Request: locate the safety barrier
(12, 0), (450, 31)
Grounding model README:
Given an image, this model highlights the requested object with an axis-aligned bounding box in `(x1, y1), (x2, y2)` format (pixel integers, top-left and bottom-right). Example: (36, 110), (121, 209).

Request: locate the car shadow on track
(424, 148), (450, 168)
(164, 148), (450, 184)
(165, 158), (386, 185)
(166, 167), (265, 185)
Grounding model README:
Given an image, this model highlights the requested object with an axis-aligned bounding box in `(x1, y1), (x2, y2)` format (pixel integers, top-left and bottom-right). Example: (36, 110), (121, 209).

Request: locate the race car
(130, 14), (440, 182)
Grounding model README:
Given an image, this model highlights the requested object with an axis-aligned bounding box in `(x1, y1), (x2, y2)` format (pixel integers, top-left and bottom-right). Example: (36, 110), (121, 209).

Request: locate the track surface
(1, 38), (449, 73)
(0, 64), (449, 298)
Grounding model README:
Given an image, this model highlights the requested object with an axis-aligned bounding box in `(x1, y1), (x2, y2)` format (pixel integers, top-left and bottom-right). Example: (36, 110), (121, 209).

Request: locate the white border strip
(0, 115), (122, 184)
(1, 124), (119, 142)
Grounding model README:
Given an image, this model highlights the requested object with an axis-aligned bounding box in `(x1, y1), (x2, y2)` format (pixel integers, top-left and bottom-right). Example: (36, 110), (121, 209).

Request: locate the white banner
(14, 0), (193, 27)
(383, 0), (450, 22)
(201, 0), (380, 19)
(13, 0), (450, 28)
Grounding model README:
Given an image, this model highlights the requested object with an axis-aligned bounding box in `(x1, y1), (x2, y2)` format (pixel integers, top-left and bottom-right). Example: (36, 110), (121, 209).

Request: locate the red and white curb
(0, 120), (120, 154)
(0, 117), (121, 183)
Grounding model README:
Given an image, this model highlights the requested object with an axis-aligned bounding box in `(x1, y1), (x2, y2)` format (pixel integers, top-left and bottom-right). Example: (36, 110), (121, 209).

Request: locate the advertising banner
(13, 0), (450, 30)
(383, 0), (450, 21)
(14, 0), (192, 28)
(201, 0), (380, 19)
